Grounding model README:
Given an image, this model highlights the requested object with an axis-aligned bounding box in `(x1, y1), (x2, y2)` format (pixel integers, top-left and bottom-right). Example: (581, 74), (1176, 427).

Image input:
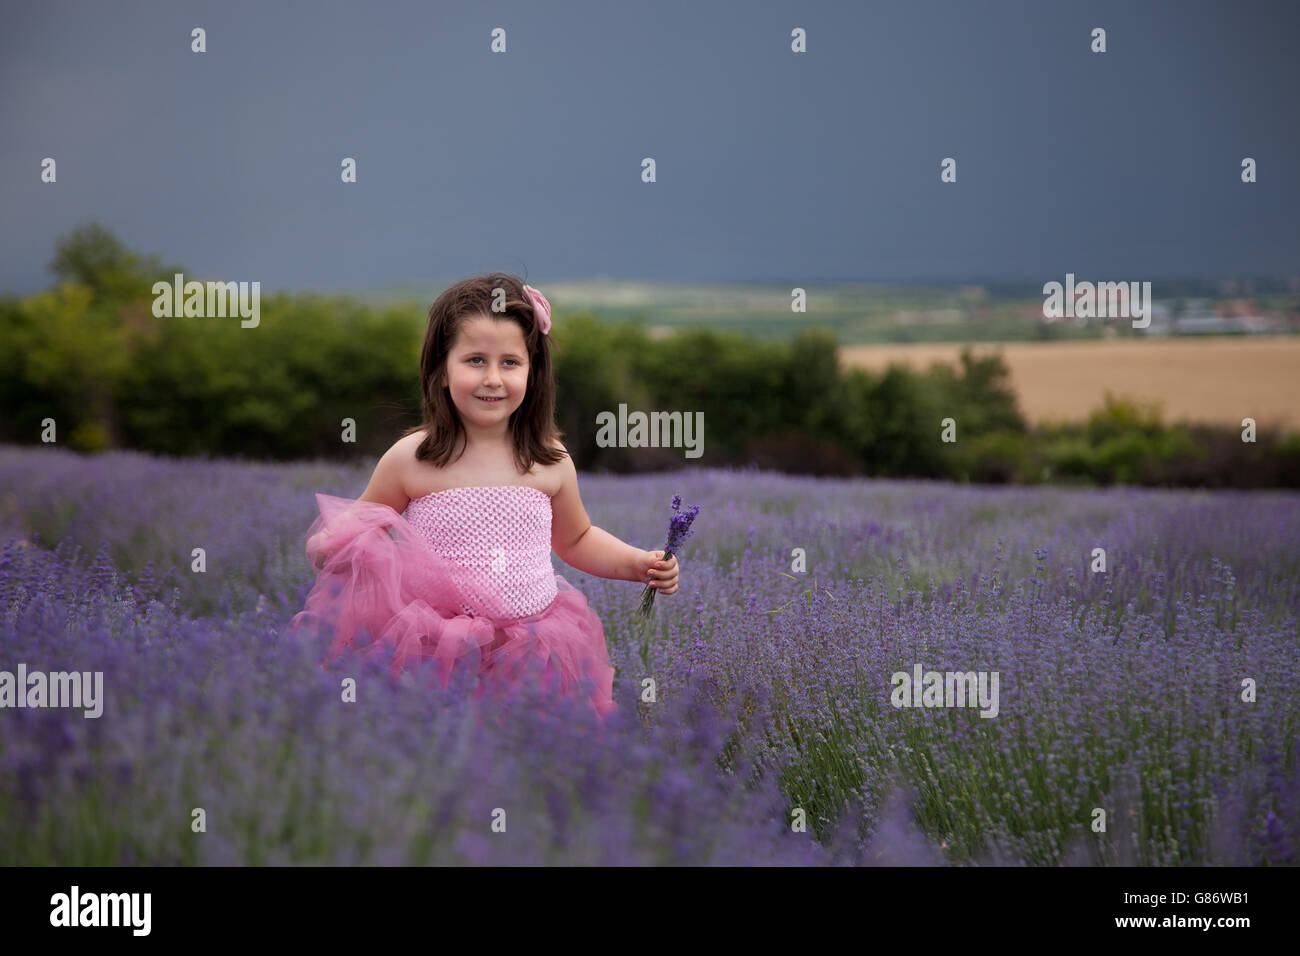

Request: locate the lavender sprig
(637, 494), (700, 618)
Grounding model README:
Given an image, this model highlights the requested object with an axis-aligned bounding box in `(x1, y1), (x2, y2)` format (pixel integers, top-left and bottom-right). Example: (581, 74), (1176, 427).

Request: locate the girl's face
(444, 314), (531, 430)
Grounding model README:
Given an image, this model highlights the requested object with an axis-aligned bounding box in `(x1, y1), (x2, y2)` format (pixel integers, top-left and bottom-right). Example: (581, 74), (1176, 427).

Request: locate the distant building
(1137, 299), (1287, 336)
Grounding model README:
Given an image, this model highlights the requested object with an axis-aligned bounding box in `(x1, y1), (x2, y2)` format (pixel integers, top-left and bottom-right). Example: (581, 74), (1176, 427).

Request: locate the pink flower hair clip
(523, 284), (552, 336)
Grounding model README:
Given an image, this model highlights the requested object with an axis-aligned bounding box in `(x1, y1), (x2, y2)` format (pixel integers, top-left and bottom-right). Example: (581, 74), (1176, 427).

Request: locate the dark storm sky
(1, 0), (1296, 295)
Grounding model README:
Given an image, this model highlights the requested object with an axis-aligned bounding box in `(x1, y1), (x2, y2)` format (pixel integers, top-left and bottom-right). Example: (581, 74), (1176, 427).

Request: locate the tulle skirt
(286, 493), (617, 723)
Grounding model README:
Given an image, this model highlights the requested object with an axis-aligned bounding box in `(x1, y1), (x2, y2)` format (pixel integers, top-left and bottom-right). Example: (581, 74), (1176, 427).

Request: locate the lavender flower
(4, 443), (1298, 866)
(637, 495), (700, 618)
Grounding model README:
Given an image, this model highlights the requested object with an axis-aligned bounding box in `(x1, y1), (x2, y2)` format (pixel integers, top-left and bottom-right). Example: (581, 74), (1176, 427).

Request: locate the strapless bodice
(404, 485), (558, 619)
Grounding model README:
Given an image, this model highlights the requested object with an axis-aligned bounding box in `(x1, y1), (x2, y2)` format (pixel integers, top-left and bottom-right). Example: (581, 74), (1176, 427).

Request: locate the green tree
(48, 221), (179, 304)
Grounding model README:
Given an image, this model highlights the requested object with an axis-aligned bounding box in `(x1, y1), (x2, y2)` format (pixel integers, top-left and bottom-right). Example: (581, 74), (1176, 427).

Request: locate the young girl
(289, 273), (679, 722)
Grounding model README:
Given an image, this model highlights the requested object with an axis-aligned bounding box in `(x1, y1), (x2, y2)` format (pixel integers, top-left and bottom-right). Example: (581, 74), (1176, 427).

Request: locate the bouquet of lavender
(637, 494), (700, 618)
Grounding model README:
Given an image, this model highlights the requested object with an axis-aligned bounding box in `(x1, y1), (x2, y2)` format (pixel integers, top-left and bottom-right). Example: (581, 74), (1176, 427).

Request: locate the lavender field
(1, 443), (1297, 865)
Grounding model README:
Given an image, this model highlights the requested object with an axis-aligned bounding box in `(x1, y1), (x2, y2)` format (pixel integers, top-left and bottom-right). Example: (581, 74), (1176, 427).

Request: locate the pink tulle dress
(288, 485), (616, 722)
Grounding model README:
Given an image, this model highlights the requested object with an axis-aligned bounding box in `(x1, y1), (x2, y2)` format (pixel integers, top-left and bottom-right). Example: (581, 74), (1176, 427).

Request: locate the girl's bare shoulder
(388, 428), (428, 462)
(385, 428), (435, 495)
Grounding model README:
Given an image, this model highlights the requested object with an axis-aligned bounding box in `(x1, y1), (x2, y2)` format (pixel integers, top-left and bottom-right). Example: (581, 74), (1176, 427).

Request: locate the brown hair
(401, 272), (566, 473)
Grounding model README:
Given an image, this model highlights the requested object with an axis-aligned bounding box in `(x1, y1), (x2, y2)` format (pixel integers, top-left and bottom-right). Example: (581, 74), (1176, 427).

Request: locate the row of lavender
(1, 444), (1297, 864)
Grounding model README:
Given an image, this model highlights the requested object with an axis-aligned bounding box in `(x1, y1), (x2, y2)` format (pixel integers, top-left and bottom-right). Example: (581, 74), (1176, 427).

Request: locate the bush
(6, 225), (1297, 490)
(1040, 436), (1100, 485)
(1086, 393), (1164, 444)
(965, 430), (1030, 484)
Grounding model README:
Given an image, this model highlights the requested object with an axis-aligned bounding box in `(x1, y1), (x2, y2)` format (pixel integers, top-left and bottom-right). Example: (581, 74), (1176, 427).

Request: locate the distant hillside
(340, 278), (1300, 346)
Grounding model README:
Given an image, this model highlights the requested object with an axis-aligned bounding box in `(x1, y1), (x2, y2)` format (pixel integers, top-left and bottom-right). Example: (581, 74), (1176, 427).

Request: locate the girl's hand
(641, 550), (679, 595)
(307, 529), (341, 571)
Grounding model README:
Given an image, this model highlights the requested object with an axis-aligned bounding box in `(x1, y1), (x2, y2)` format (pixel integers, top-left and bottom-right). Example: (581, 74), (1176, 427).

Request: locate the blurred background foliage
(3, 224), (1297, 489)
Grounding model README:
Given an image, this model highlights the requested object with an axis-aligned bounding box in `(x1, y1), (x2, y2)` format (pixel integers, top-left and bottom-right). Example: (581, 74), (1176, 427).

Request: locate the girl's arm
(559, 523), (643, 582)
(550, 451), (663, 585)
(356, 438), (413, 514)
(308, 441), (409, 567)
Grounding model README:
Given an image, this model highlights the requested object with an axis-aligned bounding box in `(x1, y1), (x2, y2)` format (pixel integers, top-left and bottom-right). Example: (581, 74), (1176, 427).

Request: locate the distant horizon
(302, 271), (1300, 297)
(8, 254), (1298, 299)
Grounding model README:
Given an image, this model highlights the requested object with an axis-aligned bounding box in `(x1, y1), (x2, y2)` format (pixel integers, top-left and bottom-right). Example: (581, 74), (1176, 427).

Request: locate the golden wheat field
(838, 335), (1300, 430)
